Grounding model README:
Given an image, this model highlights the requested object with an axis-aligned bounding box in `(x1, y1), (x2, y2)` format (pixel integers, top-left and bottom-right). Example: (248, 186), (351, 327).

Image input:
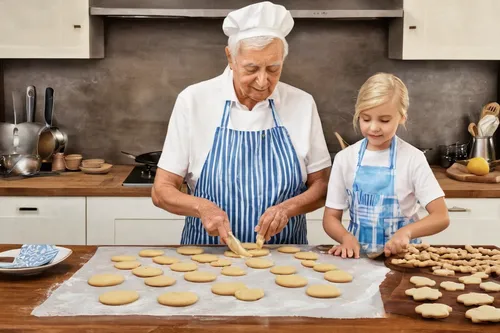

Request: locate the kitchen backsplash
(1, 18), (498, 164)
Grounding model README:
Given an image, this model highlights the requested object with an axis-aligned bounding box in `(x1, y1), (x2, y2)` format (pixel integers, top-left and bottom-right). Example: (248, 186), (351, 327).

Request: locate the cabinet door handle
(18, 207), (39, 212)
(447, 206), (470, 213)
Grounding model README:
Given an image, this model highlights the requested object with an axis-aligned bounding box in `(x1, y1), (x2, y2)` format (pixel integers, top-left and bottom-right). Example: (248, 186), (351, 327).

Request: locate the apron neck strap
(357, 136), (398, 169)
(219, 99), (281, 129)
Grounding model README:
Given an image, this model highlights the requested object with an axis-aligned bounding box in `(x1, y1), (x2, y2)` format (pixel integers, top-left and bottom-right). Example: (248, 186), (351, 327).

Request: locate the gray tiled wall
(2, 18), (498, 164)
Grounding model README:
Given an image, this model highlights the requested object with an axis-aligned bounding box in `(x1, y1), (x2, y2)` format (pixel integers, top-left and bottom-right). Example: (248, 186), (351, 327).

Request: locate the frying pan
(121, 151), (162, 167)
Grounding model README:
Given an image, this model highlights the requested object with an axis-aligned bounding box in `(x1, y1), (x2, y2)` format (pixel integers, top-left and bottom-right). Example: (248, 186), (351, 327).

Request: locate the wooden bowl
(81, 159), (105, 168)
(79, 163), (113, 174)
(64, 154), (82, 171)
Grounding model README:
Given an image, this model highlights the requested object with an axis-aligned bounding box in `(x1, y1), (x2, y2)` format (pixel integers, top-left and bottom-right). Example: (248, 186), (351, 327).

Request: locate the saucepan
(37, 88), (68, 160)
(121, 151), (162, 167)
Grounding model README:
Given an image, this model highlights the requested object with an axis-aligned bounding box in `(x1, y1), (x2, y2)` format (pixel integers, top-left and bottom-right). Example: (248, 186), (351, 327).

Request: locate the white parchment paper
(32, 246), (390, 318)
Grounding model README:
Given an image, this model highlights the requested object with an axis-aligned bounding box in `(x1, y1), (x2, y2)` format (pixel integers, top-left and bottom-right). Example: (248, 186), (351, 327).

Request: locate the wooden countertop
(0, 165), (499, 198)
(0, 165), (152, 197)
(0, 244), (497, 333)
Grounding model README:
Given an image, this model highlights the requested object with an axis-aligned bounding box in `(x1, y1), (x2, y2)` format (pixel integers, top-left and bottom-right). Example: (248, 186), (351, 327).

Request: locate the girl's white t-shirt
(326, 137), (445, 219)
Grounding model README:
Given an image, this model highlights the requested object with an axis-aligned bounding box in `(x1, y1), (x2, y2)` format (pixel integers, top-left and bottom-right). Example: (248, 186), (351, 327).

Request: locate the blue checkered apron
(181, 100), (307, 245)
(347, 137), (420, 255)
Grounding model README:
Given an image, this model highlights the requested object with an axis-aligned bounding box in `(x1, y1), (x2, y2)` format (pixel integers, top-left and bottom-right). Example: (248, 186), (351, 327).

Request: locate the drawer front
(419, 198), (500, 219)
(0, 197), (86, 245)
(87, 197), (185, 245)
(114, 219), (185, 245)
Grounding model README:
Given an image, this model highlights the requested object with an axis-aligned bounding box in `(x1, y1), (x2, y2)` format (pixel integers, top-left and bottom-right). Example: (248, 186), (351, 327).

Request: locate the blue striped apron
(347, 137), (421, 255)
(181, 99), (307, 245)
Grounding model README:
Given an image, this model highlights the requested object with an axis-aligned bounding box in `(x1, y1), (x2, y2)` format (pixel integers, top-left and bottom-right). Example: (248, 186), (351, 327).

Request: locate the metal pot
(1, 154), (41, 176)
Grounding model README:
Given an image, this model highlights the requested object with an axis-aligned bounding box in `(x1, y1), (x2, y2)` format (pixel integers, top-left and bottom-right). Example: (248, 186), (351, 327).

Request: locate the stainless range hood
(90, 0), (403, 19)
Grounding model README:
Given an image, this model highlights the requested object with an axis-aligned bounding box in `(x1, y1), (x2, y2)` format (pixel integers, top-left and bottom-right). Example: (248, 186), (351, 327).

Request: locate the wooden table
(0, 245), (497, 333)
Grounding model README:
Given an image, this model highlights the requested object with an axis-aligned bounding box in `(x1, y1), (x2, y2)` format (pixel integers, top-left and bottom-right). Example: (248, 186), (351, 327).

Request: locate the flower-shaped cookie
(457, 292), (494, 306)
(465, 305), (500, 323)
(409, 276), (436, 287)
(415, 303), (453, 319)
(405, 287), (442, 301)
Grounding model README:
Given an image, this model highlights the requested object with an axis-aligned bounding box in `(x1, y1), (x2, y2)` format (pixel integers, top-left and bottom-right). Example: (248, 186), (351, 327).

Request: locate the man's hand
(255, 205), (289, 241)
(199, 201), (231, 243)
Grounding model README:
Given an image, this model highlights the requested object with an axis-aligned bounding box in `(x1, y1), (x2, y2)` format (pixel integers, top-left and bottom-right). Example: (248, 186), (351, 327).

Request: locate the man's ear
(225, 46), (233, 70)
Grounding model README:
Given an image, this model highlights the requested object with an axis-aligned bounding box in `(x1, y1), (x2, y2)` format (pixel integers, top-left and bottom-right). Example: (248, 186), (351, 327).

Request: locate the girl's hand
(328, 234), (360, 259)
(384, 229), (411, 256)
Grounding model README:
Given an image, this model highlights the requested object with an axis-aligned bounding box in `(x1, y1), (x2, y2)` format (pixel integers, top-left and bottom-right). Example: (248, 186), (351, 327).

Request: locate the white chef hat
(222, 1), (294, 43)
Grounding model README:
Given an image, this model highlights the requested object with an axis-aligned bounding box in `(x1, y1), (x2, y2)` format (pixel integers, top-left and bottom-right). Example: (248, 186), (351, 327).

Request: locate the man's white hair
(228, 35), (289, 60)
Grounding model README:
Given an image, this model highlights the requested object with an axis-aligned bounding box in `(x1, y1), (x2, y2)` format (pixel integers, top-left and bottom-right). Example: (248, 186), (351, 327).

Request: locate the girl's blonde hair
(353, 73), (409, 129)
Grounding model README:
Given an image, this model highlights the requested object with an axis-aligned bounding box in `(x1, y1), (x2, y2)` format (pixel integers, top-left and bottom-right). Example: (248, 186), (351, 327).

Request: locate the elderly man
(152, 1), (331, 245)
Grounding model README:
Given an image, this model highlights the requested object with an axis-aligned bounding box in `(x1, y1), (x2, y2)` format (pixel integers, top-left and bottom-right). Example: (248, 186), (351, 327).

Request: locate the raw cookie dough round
(270, 265), (297, 275)
(313, 263), (337, 273)
(153, 256), (180, 265)
(248, 249), (270, 257)
(111, 255), (136, 262)
(235, 288), (265, 301)
(211, 282), (247, 296)
(191, 254), (219, 263)
(246, 258), (274, 269)
(170, 262), (198, 272)
(139, 249), (165, 257)
(114, 261), (141, 270)
(88, 274), (125, 287)
(184, 271), (217, 283)
(277, 246), (301, 254)
(275, 274), (308, 288)
(221, 266), (247, 276)
(306, 284), (341, 298)
(177, 246), (204, 255)
(242, 243), (258, 250)
(99, 290), (139, 306)
(301, 260), (316, 268)
(324, 270), (353, 283)
(224, 251), (241, 258)
(132, 266), (163, 278)
(210, 259), (232, 267)
(158, 291), (198, 307)
(144, 275), (176, 287)
(294, 252), (319, 260)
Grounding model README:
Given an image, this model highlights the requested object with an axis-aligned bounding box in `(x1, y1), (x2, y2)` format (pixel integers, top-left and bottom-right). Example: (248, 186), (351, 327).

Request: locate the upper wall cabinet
(0, 0), (103, 59)
(389, 0), (500, 60)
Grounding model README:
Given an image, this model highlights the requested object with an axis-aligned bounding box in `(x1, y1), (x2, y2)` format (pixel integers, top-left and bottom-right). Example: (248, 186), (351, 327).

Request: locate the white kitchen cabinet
(421, 198), (500, 246)
(389, 0), (500, 60)
(86, 197), (185, 245)
(306, 207), (349, 246)
(0, 197), (86, 245)
(0, 0), (103, 59)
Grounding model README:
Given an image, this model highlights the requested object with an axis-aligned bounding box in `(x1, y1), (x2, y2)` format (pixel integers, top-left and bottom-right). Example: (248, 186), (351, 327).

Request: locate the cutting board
(446, 163), (500, 183)
(381, 245), (500, 325)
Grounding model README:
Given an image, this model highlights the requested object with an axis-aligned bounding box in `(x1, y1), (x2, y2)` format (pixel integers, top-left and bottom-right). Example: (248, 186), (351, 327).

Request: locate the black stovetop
(122, 165), (156, 187)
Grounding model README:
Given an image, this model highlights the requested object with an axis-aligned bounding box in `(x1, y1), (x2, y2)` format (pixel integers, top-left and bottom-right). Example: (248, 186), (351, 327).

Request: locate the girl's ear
(399, 114), (407, 125)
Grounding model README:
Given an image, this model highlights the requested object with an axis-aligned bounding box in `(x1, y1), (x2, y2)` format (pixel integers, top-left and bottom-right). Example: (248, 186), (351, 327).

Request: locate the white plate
(0, 246), (72, 276)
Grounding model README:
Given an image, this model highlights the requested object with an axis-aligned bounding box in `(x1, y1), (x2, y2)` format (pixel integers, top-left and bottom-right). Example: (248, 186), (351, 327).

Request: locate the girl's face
(359, 101), (405, 151)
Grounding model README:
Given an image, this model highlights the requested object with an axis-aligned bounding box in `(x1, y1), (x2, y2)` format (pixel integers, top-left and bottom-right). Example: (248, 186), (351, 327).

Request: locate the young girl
(323, 73), (450, 259)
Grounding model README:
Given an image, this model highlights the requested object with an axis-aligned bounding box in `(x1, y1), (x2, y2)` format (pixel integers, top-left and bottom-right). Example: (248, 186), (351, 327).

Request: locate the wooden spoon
(481, 102), (500, 119)
(468, 123), (478, 137)
(334, 132), (350, 150)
